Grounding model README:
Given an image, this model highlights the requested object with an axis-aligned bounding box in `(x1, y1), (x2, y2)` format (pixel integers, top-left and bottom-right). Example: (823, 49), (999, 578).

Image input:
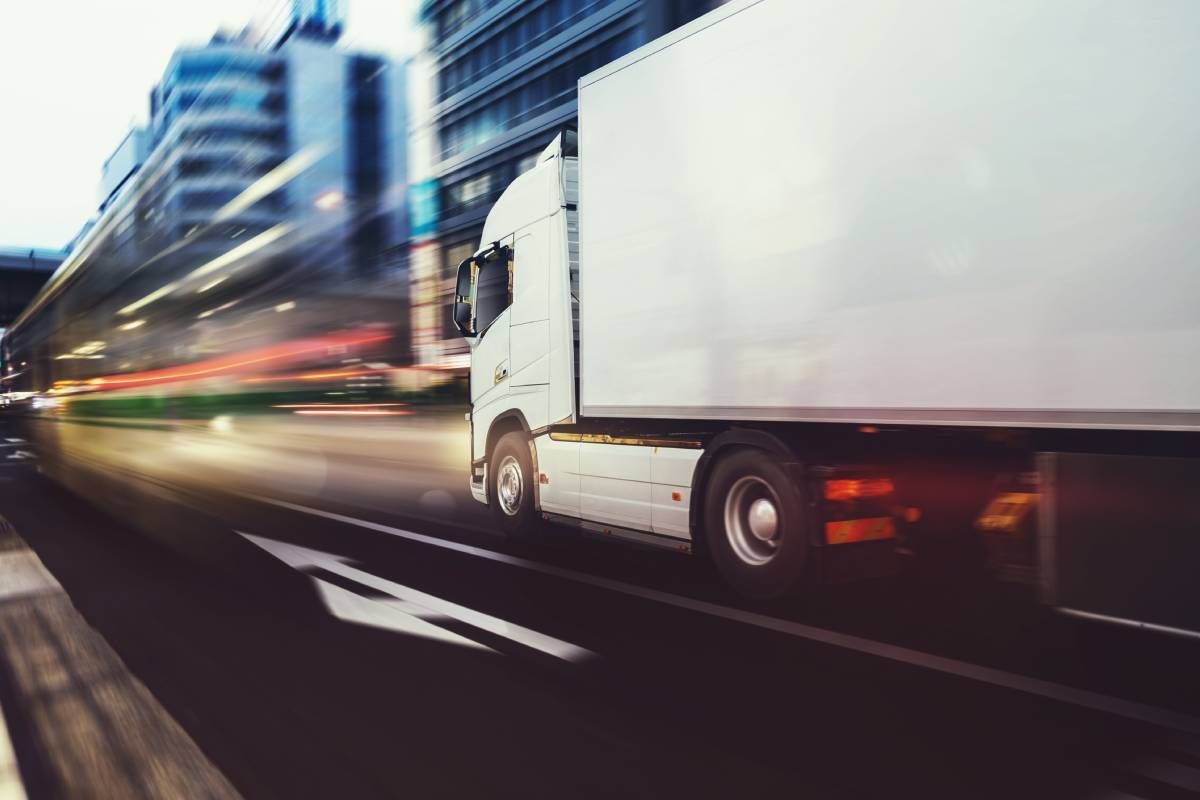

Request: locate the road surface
(1, 412), (1199, 798)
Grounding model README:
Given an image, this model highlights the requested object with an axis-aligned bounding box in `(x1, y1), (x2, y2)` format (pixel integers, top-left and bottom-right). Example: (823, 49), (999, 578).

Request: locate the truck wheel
(704, 449), (808, 599)
(490, 432), (540, 539)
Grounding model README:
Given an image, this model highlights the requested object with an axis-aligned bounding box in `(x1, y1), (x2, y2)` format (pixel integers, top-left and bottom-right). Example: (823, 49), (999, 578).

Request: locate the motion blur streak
(291, 409), (410, 416)
(272, 403), (408, 409)
(59, 331), (391, 392)
(188, 224), (293, 288)
(115, 282), (179, 317)
(211, 144), (331, 224)
(243, 368), (393, 383)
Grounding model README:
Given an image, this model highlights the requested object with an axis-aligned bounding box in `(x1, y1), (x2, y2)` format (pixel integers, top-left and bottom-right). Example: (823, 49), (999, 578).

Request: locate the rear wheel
(489, 432), (540, 539)
(705, 448), (809, 599)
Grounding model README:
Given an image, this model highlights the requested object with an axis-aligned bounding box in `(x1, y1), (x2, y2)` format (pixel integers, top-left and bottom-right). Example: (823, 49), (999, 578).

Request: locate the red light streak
(292, 409), (411, 416)
(244, 367), (390, 384)
(83, 331), (391, 392)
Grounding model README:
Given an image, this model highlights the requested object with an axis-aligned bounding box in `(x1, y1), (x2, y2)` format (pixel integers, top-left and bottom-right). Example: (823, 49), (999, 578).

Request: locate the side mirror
(452, 258), (475, 336)
(453, 298), (474, 336)
(455, 257), (473, 298)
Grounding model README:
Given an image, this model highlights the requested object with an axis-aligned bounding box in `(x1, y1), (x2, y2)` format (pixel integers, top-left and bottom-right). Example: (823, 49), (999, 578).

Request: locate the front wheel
(704, 448), (809, 599)
(489, 432), (541, 539)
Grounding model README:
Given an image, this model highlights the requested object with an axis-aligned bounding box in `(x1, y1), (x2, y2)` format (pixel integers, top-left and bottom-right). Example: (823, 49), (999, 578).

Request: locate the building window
(437, 0), (488, 41)
(438, 26), (640, 160)
(516, 151), (541, 175)
(436, 0), (620, 101)
(443, 241), (476, 284)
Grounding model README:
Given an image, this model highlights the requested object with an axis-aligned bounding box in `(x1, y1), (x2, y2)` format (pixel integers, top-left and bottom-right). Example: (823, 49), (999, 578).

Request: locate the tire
(704, 448), (809, 599)
(489, 431), (541, 539)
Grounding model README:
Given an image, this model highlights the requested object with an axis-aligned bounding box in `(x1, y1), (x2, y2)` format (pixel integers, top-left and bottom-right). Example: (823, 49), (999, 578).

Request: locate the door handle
(494, 360), (509, 385)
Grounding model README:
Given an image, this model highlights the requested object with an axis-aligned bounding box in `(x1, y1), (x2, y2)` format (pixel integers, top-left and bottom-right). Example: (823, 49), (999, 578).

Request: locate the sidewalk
(0, 514), (240, 799)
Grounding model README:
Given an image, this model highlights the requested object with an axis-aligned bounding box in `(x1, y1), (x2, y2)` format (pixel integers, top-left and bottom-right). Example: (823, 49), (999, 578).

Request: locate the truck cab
(453, 133), (580, 510)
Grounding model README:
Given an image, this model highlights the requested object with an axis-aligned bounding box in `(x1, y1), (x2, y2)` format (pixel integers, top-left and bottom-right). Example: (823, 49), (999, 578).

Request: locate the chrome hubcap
(747, 497), (779, 542)
(724, 476), (782, 565)
(496, 455), (523, 517)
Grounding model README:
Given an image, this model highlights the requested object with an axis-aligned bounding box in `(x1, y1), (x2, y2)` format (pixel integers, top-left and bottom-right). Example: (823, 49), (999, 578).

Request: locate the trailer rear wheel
(490, 432), (540, 539)
(705, 449), (808, 599)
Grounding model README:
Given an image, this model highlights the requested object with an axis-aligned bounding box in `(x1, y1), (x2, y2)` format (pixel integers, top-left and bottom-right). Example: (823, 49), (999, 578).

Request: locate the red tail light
(824, 478), (895, 502)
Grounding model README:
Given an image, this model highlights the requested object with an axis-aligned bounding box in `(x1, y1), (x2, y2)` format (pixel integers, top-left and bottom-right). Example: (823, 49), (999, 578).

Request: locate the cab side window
(473, 247), (512, 335)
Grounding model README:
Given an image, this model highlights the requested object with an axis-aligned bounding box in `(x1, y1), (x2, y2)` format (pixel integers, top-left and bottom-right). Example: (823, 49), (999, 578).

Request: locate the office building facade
(137, 23), (407, 279)
(99, 128), (150, 214)
(408, 0), (727, 370)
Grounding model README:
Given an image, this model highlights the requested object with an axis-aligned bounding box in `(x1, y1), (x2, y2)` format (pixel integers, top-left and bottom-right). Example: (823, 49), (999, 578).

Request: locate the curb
(0, 696), (27, 800)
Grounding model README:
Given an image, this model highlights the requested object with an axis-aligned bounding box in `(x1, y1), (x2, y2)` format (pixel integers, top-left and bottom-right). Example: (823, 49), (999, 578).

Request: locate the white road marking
(241, 533), (592, 663)
(244, 492), (1200, 736)
(1060, 606), (1200, 642)
(3, 439), (23, 444)
(313, 580), (495, 653)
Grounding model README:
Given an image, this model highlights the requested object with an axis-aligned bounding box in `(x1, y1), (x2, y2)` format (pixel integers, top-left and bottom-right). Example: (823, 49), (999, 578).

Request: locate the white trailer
(453, 0), (1200, 618)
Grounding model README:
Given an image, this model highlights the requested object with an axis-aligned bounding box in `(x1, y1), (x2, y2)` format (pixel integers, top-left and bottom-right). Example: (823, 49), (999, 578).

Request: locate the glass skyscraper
(407, 0), (726, 371)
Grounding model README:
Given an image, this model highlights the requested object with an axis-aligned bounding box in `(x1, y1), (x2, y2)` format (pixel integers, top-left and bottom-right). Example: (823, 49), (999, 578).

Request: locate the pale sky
(0, 0), (419, 249)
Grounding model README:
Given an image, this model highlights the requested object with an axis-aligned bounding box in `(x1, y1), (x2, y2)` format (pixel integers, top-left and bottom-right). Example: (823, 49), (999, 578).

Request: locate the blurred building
(281, 0), (345, 44)
(63, 220), (95, 254)
(0, 247), (64, 329)
(99, 128), (150, 214)
(139, 21), (407, 283)
(407, 0), (728, 371)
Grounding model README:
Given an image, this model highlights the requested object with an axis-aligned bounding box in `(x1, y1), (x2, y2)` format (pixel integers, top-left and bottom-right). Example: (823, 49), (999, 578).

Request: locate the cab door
(509, 227), (549, 388)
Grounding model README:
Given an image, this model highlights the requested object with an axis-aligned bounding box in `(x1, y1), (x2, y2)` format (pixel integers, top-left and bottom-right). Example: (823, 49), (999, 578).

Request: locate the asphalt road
(1, 415), (1199, 798)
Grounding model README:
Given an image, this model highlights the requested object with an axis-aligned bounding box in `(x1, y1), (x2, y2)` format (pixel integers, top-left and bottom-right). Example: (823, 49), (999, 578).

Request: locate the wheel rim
(724, 475), (783, 566)
(496, 454), (524, 517)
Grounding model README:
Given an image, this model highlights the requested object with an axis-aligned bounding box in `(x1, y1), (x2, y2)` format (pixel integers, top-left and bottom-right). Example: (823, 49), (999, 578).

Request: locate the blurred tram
(0, 89), (431, 538)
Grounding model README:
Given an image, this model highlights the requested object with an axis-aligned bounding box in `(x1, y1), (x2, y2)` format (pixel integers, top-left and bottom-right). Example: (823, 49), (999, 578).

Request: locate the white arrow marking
(313, 580), (494, 653)
(241, 533), (593, 663)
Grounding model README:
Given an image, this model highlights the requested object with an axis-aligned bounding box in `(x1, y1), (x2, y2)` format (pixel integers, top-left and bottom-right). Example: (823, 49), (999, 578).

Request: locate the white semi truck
(452, 0), (1200, 624)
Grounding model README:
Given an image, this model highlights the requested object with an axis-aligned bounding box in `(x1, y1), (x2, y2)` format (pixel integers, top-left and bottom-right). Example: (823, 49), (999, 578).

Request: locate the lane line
(243, 492), (1200, 736)
(1059, 607), (1200, 642)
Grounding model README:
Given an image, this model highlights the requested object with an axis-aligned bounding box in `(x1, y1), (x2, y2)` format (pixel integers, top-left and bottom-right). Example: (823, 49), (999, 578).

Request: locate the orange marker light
(671, 491), (682, 502)
(825, 517), (896, 545)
